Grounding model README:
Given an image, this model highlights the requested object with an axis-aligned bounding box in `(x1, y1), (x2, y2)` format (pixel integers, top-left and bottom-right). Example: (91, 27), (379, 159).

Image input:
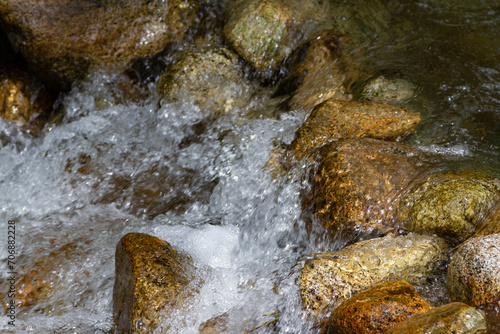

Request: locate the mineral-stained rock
(290, 100), (421, 161)
(157, 46), (253, 116)
(320, 281), (432, 334)
(278, 30), (359, 112)
(361, 76), (416, 105)
(0, 62), (56, 132)
(305, 138), (425, 243)
(447, 234), (500, 308)
(385, 302), (487, 334)
(298, 233), (448, 314)
(113, 232), (195, 333)
(0, 0), (198, 90)
(399, 170), (500, 245)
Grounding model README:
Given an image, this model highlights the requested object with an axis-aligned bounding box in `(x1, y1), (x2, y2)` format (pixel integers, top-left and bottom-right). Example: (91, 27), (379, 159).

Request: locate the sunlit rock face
(157, 46), (254, 118)
(298, 233), (448, 314)
(0, 0), (199, 90)
(113, 232), (196, 333)
(447, 234), (500, 308)
(303, 138), (425, 243)
(399, 170), (500, 245)
(385, 302), (487, 334)
(290, 99), (421, 161)
(320, 281), (432, 334)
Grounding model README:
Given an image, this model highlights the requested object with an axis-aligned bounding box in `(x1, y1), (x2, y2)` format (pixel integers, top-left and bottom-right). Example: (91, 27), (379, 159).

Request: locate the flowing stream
(0, 0), (499, 333)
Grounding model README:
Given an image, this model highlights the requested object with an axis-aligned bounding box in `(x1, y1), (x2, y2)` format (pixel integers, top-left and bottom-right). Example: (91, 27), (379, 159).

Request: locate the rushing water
(0, 0), (499, 333)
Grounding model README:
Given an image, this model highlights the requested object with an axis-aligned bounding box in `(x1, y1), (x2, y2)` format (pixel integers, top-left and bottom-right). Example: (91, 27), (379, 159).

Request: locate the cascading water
(0, 0), (499, 333)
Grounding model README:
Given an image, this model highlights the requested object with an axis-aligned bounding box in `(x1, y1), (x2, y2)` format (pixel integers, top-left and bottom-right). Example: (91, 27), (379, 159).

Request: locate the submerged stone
(361, 76), (417, 105)
(385, 302), (487, 334)
(320, 281), (432, 334)
(0, 0), (198, 90)
(290, 99), (421, 161)
(447, 234), (500, 308)
(298, 233), (448, 314)
(400, 170), (500, 245)
(278, 30), (358, 112)
(157, 46), (253, 117)
(113, 233), (195, 333)
(305, 138), (424, 243)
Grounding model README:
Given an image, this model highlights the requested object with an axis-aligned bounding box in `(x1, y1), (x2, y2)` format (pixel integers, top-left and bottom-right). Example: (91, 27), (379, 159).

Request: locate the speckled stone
(290, 99), (421, 160)
(400, 170), (500, 244)
(447, 234), (500, 308)
(320, 281), (432, 334)
(361, 76), (416, 105)
(385, 302), (487, 334)
(113, 233), (195, 333)
(298, 233), (448, 314)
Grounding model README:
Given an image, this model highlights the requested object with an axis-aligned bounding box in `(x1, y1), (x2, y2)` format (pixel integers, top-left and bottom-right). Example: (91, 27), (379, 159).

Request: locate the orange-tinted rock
(278, 30), (359, 112)
(447, 234), (500, 308)
(0, 0), (198, 90)
(320, 281), (432, 334)
(113, 232), (196, 333)
(0, 63), (56, 132)
(290, 99), (421, 161)
(385, 302), (487, 334)
(305, 138), (425, 243)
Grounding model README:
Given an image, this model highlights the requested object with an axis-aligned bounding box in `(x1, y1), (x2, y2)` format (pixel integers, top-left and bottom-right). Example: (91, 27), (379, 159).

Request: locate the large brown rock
(290, 100), (421, 161)
(0, 0), (198, 90)
(278, 30), (359, 112)
(298, 233), (448, 314)
(320, 281), (432, 334)
(399, 170), (500, 245)
(113, 233), (196, 333)
(447, 234), (500, 308)
(305, 138), (425, 243)
(385, 302), (487, 334)
(157, 46), (253, 117)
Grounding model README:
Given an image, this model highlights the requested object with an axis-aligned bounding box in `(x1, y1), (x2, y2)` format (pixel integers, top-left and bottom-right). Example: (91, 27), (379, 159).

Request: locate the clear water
(0, 0), (499, 332)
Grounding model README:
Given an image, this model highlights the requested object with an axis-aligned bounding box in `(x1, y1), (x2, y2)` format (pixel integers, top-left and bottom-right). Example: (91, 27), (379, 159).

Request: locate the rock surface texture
(298, 233), (448, 314)
(320, 281), (432, 334)
(0, 0), (198, 89)
(113, 233), (195, 333)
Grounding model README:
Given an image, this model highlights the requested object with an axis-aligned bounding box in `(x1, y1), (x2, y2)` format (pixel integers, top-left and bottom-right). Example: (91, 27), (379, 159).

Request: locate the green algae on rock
(305, 138), (425, 243)
(400, 170), (500, 245)
(113, 233), (196, 333)
(157, 46), (253, 117)
(298, 233), (448, 314)
(0, 0), (199, 90)
(385, 302), (487, 334)
(290, 99), (421, 161)
(320, 281), (432, 334)
(447, 234), (500, 308)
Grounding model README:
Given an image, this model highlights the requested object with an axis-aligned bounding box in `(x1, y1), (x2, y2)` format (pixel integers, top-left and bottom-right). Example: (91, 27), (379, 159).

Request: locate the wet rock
(0, 62), (56, 132)
(199, 312), (229, 334)
(290, 100), (421, 161)
(305, 138), (424, 242)
(0, 0), (198, 90)
(298, 233), (448, 314)
(399, 170), (500, 244)
(278, 30), (359, 112)
(361, 76), (417, 105)
(320, 281), (432, 334)
(223, 0), (321, 75)
(157, 46), (253, 117)
(113, 232), (196, 333)
(447, 234), (500, 308)
(385, 302), (487, 334)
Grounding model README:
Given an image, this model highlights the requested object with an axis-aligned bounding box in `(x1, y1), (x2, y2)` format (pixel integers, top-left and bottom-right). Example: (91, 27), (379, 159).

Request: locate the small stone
(447, 234), (500, 308)
(385, 302), (487, 334)
(113, 232), (196, 333)
(320, 281), (432, 334)
(298, 233), (448, 314)
(361, 76), (416, 104)
(290, 99), (421, 161)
